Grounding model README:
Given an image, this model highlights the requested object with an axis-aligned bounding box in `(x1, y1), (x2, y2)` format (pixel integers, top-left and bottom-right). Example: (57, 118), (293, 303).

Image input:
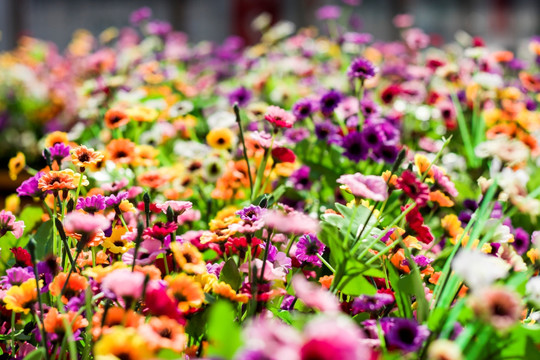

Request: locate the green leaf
(219, 258), (242, 291)
(397, 270), (429, 323)
(206, 301), (243, 360)
(0, 232), (29, 272)
(497, 325), (540, 359)
(203, 249), (218, 261)
(19, 206), (44, 235)
(268, 307), (293, 325)
(23, 349), (46, 360)
(340, 274), (376, 296)
(157, 349), (182, 359)
(33, 220), (54, 259)
(386, 260), (412, 318)
(185, 308), (208, 340)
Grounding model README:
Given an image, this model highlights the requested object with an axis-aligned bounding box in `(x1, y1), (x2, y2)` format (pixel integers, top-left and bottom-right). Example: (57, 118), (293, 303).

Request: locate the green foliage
(206, 301), (243, 360)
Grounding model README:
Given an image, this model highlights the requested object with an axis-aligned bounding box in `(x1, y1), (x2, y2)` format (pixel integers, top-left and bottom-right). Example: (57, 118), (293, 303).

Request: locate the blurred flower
(396, 170), (429, 207)
(347, 57), (377, 80)
(265, 106), (295, 128)
(8, 152), (25, 181)
(384, 317), (429, 352)
(452, 249), (510, 291)
(337, 172), (388, 201)
(0, 210), (25, 239)
(292, 274), (339, 312)
(3, 278), (40, 314)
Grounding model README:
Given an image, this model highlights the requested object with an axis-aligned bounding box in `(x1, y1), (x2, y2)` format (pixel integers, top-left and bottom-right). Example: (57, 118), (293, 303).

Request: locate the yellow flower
(44, 131), (69, 148)
(165, 274), (205, 312)
(212, 282), (249, 303)
(194, 273), (219, 292)
(5, 193), (20, 213)
(94, 326), (153, 360)
(4, 279), (41, 314)
(119, 200), (136, 213)
(206, 128), (235, 150)
(8, 152), (25, 181)
(126, 106), (158, 122)
(170, 242), (206, 274)
(102, 227), (133, 254)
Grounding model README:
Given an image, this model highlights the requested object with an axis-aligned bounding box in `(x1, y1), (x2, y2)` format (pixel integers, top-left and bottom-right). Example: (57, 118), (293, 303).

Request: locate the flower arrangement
(1, 3), (540, 360)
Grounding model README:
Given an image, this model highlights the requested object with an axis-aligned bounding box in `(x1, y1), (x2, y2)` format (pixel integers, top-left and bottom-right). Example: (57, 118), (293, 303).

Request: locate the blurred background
(1, 0), (539, 52)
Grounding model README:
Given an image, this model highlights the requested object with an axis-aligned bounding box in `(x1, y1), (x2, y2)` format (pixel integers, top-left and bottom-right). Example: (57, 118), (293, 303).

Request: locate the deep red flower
(403, 205), (434, 244)
(224, 237), (262, 257)
(271, 147), (296, 163)
(136, 201), (162, 213)
(143, 222), (178, 241)
(396, 171), (429, 207)
(11, 247), (32, 267)
(380, 84), (402, 104)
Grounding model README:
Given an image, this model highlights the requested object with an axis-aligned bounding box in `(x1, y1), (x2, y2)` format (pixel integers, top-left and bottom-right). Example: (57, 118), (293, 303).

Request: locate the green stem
(234, 104), (254, 199)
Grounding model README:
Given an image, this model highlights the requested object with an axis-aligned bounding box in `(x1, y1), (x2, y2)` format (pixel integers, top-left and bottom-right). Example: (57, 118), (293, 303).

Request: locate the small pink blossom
(264, 210), (320, 235)
(292, 274), (340, 313)
(0, 210), (25, 239)
(337, 173), (388, 201)
(102, 268), (145, 301)
(264, 106), (295, 128)
(63, 212), (110, 237)
(177, 209), (201, 225)
(155, 200), (193, 218)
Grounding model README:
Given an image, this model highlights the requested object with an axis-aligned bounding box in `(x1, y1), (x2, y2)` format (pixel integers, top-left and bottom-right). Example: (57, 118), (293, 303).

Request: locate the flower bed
(1, 4), (540, 360)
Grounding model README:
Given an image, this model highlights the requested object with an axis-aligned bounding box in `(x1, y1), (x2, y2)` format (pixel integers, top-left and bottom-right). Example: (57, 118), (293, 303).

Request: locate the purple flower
(46, 143), (71, 164)
(337, 172), (388, 201)
(383, 318), (430, 353)
(316, 5), (341, 20)
(347, 57), (377, 81)
(295, 234), (325, 267)
(513, 228), (530, 255)
(343, 32), (372, 45)
(290, 165), (311, 191)
(281, 295), (296, 310)
(105, 191), (129, 208)
(284, 128), (310, 143)
(315, 120), (339, 142)
(463, 199), (478, 211)
(352, 292), (394, 313)
(342, 131), (368, 162)
(16, 172), (43, 198)
(130, 7), (152, 25)
(373, 144), (399, 163)
(362, 124), (385, 151)
(146, 20), (172, 37)
(77, 194), (106, 214)
(0, 267), (34, 288)
(236, 205), (264, 222)
(37, 258), (60, 293)
(206, 262), (224, 277)
(292, 99), (315, 120)
(360, 98), (380, 119)
(229, 87), (252, 107)
(412, 254), (432, 267)
(319, 90), (343, 116)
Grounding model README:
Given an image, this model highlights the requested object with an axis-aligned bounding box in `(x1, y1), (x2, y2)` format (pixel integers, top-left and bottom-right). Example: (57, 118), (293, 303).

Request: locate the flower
(155, 200), (193, 218)
(71, 145), (104, 170)
(49, 273), (88, 304)
(404, 205), (434, 244)
(292, 99), (315, 120)
(94, 327), (153, 360)
(0, 267), (34, 288)
(316, 5), (341, 20)
(44, 307), (88, 335)
(384, 318), (430, 352)
(38, 169), (84, 192)
(342, 131), (368, 162)
(77, 194), (106, 213)
(47, 143), (71, 164)
(8, 152), (25, 180)
(526, 276), (540, 308)
(271, 147), (296, 163)
(3, 278), (40, 314)
(16, 172), (44, 198)
(352, 292), (394, 313)
(0, 210), (25, 239)
(64, 213), (110, 240)
(105, 191), (129, 208)
(452, 249), (510, 291)
(137, 316), (186, 352)
(102, 269), (145, 304)
(207, 128), (236, 149)
(170, 241), (206, 274)
(104, 108), (130, 129)
(264, 105), (295, 128)
(102, 226), (133, 254)
(347, 57), (377, 80)
(427, 339), (463, 360)
(512, 227), (530, 255)
(292, 274), (339, 312)
(319, 90), (342, 116)
(396, 170), (429, 207)
(295, 234), (326, 267)
(165, 273), (205, 312)
(337, 173), (388, 201)
(106, 139), (136, 164)
(229, 86), (252, 107)
(472, 287), (522, 329)
(264, 210), (320, 235)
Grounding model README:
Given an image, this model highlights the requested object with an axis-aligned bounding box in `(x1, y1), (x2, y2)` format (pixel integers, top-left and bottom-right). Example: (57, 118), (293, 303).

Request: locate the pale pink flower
(63, 212), (110, 237)
(239, 258), (287, 281)
(264, 210), (320, 235)
(102, 268), (145, 301)
(155, 200), (193, 220)
(337, 173), (388, 201)
(0, 210), (25, 239)
(240, 317), (302, 360)
(177, 209), (201, 225)
(292, 274), (340, 313)
(264, 106), (295, 128)
(249, 131), (284, 149)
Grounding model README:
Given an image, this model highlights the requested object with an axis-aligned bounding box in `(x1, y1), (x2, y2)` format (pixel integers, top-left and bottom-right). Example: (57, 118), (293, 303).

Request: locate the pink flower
(292, 274), (340, 313)
(102, 269), (145, 301)
(249, 131), (283, 149)
(122, 239), (164, 266)
(155, 200), (193, 219)
(337, 173), (388, 201)
(239, 258), (287, 281)
(240, 317), (302, 360)
(63, 212), (110, 237)
(0, 210), (25, 239)
(264, 210), (320, 235)
(264, 106), (295, 128)
(177, 209), (201, 225)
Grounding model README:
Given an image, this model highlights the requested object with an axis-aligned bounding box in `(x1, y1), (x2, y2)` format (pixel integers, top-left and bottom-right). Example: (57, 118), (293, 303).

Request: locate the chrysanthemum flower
(3, 278), (41, 314)
(165, 273), (205, 312)
(347, 57), (377, 81)
(49, 272), (88, 304)
(38, 169), (87, 192)
(0, 210), (25, 239)
(71, 145), (104, 171)
(104, 108), (130, 129)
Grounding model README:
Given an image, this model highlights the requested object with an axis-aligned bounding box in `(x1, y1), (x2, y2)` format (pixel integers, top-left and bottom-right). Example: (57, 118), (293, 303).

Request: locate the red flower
(403, 205), (434, 244)
(380, 84), (401, 104)
(396, 171), (429, 207)
(11, 247), (32, 267)
(136, 201), (162, 213)
(271, 147), (296, 163)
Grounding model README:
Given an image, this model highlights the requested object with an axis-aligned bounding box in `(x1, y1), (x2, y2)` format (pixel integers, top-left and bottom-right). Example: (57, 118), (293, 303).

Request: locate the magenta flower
(0, 210), (25, 239)
(316, 5), (341, 20)
(295, 234), (325, 267)
(104, 191), (129, 208)
(264, 106), (295, 129)
(337, 173), (388, 201)
(76, 194), (106, 213)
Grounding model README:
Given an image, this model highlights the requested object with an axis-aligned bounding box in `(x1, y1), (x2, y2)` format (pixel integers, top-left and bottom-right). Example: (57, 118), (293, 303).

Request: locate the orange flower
(137, 170), (170, 189)
(66, 229), (106, 247)
(73, 249), (109, 267)
(165, 274), (205, 312)
(492, 50), (513, 63)
(3, 279), (41, 314)
(486, 123), (517, 139)
(44, 307), (88, 335)
(212, 282), (249, 303)
(71, 145), (104, 170)
(137, 316), (186, 352)
(441, 214), (462, 238)
(429, 190), (454, 207)
(170, 242), (206, 274)
(319, 275), (334, 289)
(45, 131), (69, 148)
(390, 248), (410, 273)
(104, 108), (130, 129)
(381, 170), (398, 187)
(519, 71), (540, 92)
(414, 154), (433, 178)
(200, 228), (236, 244)
(429, 271), (441, 285)
(49, 272), (88, 304)
(38, 169), (87, 192)
(106, 139), (136, 164)
(133, 265), (162, 281)
(8, 152), (26, 181)
(92, 307), (143, 339)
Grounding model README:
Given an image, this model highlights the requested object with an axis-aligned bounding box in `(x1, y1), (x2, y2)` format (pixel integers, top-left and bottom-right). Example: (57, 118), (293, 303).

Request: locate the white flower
(169, 100), (194, 117)
(207, 111), (236, 129)
(526, 277), (540, 308)
(173, 140), (211, 159)
(452, 249), (510, 291)
(472, 72), (503, 89)
(484, 220), (514, 244)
